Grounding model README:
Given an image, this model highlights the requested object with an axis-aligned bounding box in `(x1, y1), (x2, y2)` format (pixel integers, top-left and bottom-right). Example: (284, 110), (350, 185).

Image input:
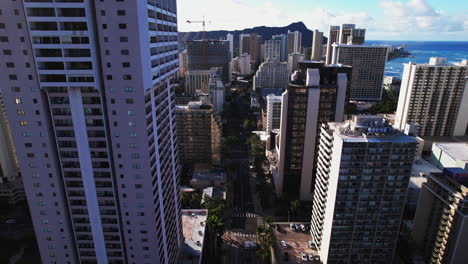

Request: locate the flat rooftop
(179, 209), (208, 264)
(434, 142), (468, 162)
(411, 158), (441, 178)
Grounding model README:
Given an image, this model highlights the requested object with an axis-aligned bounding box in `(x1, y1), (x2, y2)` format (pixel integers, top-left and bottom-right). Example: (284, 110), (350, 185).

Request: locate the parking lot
(272, 223), (320, 263)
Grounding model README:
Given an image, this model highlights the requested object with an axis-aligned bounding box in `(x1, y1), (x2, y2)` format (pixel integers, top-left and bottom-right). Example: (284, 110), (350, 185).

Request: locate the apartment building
(325, 24), (366, 65)
(253, 61), (289, 90)
(311, 29), (323, 61)
(265, 94), (282, 133)
(395, 58), (468, 137)
(311, 116), (417, 263)
(286, 30), (302, 56)
(186, 40), (230, 82)
(272, 61), (351, 200)
(332, 44), (389, 100)
(0, 1), (182, 263)
(412, 170), (468, 264)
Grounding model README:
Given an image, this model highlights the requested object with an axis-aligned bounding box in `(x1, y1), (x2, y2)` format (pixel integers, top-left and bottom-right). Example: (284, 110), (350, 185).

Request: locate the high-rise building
(339, 24), (366, 45)
(311, 30), (323, 61)
(239, 33), (262, 67)
(239, 33), (251, 55)
(272, 61), (351, 200)
(286, 30), (302, 56)
(325, 26), (340, 65)
(287, 52), (306, 73)
(179, 50), (188, 78)
(185, 70), (212, 95)
(265, 94), (282, 133)
(395, 58), (468, 137)
(430, 142), (468, 170)
(253, 61), (289, 90)
(265, 39), (281, 62)
(273, 34), (287, 62)
(0, 1), (182, 263)
(230, 53), (252, 77)
(175, 101), (222, 166)
(187, 40), (230, 82)
(332, 44), (389, 100)
(208, 69), (225, 117)
(412, 169), (468, 264)
(325, 24), (366, 65)
(226, 33), (234, 60)
(311, 115), (417, 263)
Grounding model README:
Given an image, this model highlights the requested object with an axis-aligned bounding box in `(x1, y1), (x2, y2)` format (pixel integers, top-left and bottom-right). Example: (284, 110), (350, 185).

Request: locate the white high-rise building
(395, 58), (468, 137)
(273, 34), (287, 62)
(0, 1), (182, 264)
(265, 94), (282, 133)
(265, 39), (281, 62)
(286, 30), (302, 55)
(311, 115), (417, 263)
(208, 70), (225, 117)
(287, 52), (305, 73)
(253, 61), (289, 90)
(226, 33), (234, 60)
(230, 53), (251, 76)
(325, 24), (366, 65)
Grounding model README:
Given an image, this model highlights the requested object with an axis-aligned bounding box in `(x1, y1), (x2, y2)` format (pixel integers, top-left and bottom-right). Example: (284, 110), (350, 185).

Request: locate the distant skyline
(177, 0), (468, 41)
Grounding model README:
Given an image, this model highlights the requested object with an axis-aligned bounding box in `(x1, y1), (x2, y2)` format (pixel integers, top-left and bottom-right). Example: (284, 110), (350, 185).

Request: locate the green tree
(290, 200), (302, 220)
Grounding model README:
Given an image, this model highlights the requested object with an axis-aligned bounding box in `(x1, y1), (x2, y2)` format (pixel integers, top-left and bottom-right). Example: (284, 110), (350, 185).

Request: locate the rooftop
(179, 209), (208, 264)
(434, 142), (468, 162)
(411, 158), (441, 178)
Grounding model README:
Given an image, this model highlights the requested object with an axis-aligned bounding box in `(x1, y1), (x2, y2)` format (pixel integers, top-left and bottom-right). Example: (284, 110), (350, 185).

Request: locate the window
(125, 98), (134, 104)
(128, 110), (135, 115)
(117, 10), (126, 16)
(120, 37), (128, 42)
(20, 121), (28, 126)
(0, 37), (9, 42)
(0, 23), (4, 29)
(121, 49), (129, 55)
(3, 49), (12, 55)
(102, 24), (107, 29)
(124, 87), (133, 92)
(128, 121), (136, 127)
(118, 24), (127, 29)
(9, 75), (17, 80)
(122, 62), (130, 68)
(123, 74), (132, 80)
(6, 62), (14, 68)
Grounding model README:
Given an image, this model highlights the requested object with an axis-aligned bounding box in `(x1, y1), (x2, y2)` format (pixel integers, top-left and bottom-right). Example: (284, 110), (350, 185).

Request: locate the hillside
(178, 22), (327, 49)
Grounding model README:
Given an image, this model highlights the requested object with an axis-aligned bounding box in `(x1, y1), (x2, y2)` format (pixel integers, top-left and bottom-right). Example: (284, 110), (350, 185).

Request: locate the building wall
(395, 61), (468, 137)
(311, 30), (323, 61)
(0, 1), (182, 263)
(253, 61), (289, 90)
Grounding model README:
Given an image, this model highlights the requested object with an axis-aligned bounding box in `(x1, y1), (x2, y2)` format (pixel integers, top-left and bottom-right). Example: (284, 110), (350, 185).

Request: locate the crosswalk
(232, 211), (257, 218)
(230, 231), (256, 237)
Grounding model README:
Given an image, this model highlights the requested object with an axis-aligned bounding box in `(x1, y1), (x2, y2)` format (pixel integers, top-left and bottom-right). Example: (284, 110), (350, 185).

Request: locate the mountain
(178, 22), (327, 49)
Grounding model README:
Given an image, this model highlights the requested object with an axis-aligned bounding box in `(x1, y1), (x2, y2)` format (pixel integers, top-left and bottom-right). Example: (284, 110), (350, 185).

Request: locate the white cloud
(177, 0), (468, 40)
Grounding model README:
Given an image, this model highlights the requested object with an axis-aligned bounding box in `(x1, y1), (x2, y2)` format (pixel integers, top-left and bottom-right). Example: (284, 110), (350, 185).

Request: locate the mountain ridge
(178, 22), (327, 50)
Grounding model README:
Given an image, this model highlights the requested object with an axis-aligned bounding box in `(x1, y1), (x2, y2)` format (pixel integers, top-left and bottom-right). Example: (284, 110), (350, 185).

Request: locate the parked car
(308, 240), (314, 249)
(300, 224), (306, 231)
(289, 223), (295, 230)
(301, 252), (308, 261)
(314, 255), (320, 261)
(281, 240), (287, 248)
(275, 224), (280, 230)
(308, 254), (314, 261)
(295, 224), (301, 230)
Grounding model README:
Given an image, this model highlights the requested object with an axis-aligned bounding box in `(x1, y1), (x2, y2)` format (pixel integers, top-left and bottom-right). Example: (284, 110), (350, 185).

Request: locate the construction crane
(186, 17), (211, 68)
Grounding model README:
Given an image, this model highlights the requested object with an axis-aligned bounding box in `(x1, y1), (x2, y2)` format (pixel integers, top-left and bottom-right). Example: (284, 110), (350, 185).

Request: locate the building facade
(187, 40), (230, 82)
(325, 24), (366, 65)
(395, 58), (468, 137)
(0, 1), (182, 263)
(430, 142), (468, 170)
(287, 52), (306, 73)
(226, 33), (234, 60)
(273, 34), (287, 62)
(185, 70), (211, 95)
(311, 116), (417, 263)
(286, 30), (302, 56)
(332, 44), (389, 100)
(253, 61), (289, 90)
(311, 30), (323, 61)
(175, 101), (222, 166)
(265, 39), (281, 62)
(412, 170), (468, 264)
(208, 70), (225, 117)
(265, 94), (282, 133)
(230, 53), (251, 77)
(273, 61), (351, 200)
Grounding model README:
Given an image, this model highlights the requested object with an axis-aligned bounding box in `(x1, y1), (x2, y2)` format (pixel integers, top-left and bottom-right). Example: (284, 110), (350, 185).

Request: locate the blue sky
(177, 0), (468, 41)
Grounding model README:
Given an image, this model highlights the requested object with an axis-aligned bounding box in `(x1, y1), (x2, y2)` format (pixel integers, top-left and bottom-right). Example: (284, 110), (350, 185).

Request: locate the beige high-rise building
(287, 52), (306, 73)
(265, 39), (282, 62)
(253, 61), (289, 90)
(230, 53), (252, 76)
(395, 58), (468, 137)
(311, 30), (323, 61)
(175, 101), (222, 166)
(412, 170), (468, 264)
(286, 30), (302, 56)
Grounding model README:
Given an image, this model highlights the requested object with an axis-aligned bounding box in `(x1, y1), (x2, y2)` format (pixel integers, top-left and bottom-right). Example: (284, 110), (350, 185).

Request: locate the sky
(177, 0), (468, 41)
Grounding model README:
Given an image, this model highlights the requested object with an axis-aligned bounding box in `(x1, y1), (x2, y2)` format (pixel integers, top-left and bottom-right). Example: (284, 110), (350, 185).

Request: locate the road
(223, 86), (258, 264)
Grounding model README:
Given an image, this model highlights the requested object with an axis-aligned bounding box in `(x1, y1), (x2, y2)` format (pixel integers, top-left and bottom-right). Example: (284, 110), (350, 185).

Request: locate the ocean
(365, 41), (468, 78)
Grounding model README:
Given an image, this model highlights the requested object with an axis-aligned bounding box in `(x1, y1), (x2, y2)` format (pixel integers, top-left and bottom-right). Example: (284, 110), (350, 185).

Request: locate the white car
(289, 223), (295, 230)
(308, 240), (314, 249)
(281, 240), (287, 248)
(301, 252), (308, 261)
(308, 254), (314, 261)
(300, 224), (306, 231)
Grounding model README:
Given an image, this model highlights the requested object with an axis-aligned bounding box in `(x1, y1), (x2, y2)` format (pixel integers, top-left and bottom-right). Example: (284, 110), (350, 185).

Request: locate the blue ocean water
(365, 41), (468, 78)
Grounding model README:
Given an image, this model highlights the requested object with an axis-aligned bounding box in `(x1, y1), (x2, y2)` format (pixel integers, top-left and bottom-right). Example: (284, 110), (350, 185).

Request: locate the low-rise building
(190, 166), (227, 189)
(431, 142), (468, 170)
(179, 209), (208, 264)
